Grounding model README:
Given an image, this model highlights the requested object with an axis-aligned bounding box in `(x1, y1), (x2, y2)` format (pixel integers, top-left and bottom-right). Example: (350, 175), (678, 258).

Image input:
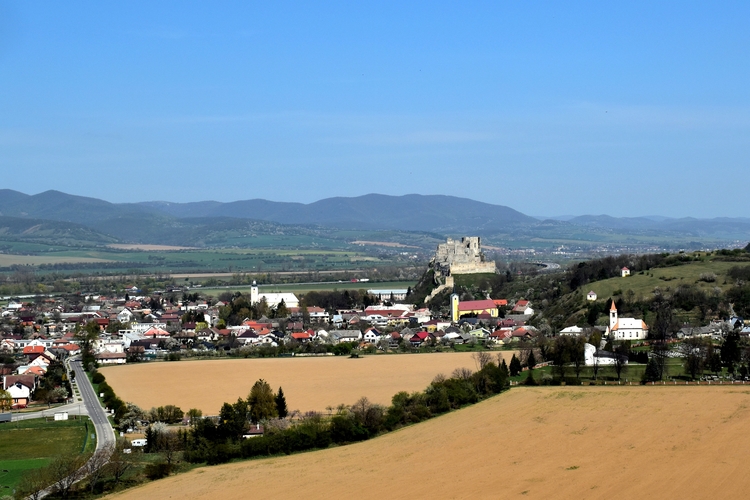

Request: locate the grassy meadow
(0, 417), (94, 490)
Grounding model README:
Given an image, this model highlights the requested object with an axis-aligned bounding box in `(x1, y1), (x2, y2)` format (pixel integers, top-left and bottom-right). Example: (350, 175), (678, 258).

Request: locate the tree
(275, 387), (288, 418)
(15, 466), (51, 500)
(118, 403), (145, 433)
(527, 350), (537, 370)
(552, 336), (571, 381)
(47, 453), (86, 499)
(612, 344), (627, 381)
(570, 337), (585, 379)
(683, 337), (707, 380)
(247, 379), (278, 423)
(0, 389), (11, 411)
(509, 354), (522, 377)
(721, 330), (741, 374)
(275, 299), (289, 319)
(107, 442), (135, 485)
(84, 448), (111, 494)
(472, 351), (492, 370)
(187, 408), (203, 425)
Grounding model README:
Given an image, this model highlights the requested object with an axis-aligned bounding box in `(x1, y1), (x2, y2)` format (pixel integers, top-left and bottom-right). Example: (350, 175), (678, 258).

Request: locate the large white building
(606, 301), (648, 340)
(250, 282), (299, 309)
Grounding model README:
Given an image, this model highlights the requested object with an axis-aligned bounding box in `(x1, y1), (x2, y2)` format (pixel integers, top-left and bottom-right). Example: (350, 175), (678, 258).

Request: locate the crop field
(109, 386), (750, 499)
(0, 244), (403, 275)
(101, 352), (516, 415)
(0, 418), (91, 490)
(197, 280), (417, 295)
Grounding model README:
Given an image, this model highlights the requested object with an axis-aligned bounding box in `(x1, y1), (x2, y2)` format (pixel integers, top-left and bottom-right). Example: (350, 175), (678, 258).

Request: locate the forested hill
(2, 189), (750, 246)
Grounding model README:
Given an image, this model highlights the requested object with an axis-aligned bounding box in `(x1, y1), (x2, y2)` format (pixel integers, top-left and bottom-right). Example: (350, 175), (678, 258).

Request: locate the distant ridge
(1, 189), (750, 245)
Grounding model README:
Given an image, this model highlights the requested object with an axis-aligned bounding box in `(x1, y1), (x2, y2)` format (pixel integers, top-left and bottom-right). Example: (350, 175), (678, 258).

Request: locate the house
(584, 343), (628, 366)
(559, 326), (584, 336)
(95, 352), (127, 365)
(7, 381), (31, 408)
(3, 375), (36, 408)
(363, 328), (382, 344)
(307, 307), (330, 323)
(511, 300), (534, 316)
(328, 330), (362, 344)
(621, 267), (631, 278)
(468, 328), (491, 341)
(587, 291), (597, 301)
(606, 301), (648, 340)
(117, 308), (134, 324)
(489, 328), (513, 344)
(409, 331), (434, 347)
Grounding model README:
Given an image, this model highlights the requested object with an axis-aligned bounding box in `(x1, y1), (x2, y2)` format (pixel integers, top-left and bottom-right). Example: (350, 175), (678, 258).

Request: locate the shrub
(91, 372), (105, 384)
(144, 462), (171, 480)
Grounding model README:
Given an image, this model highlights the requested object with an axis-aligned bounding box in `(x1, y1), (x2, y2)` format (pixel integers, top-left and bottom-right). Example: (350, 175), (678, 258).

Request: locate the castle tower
(609, 300), (618, 331)
(251, 281), (259, 305)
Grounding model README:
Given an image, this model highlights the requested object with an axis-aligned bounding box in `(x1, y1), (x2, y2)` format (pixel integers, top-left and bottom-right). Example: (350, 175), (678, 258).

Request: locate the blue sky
(1, 1), (749, 217)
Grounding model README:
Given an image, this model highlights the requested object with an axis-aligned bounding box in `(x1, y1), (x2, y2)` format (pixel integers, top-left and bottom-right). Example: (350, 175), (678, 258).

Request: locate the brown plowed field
(108, 386), (750, 500)
(108, 386), (750, 499)
(101, 352), (514, 414)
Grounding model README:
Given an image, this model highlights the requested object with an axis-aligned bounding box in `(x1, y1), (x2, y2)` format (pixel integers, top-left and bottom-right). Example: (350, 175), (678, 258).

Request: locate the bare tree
(107, 443), (135, 485)
(472, 351), (492, 370)
(15, 467), (51, 500)
(48, 454), (86, 499)
(452, 367), (474, 380)
(85, 448), (111, 494)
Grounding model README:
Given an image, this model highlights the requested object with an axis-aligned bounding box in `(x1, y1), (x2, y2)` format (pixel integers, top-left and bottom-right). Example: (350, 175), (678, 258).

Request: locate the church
(606, 301), (648, 340)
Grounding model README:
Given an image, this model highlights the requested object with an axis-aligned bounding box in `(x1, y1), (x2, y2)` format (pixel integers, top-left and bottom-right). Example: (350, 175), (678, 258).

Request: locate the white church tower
(609, 300), (618, 331)
(250, 280), (259, 304)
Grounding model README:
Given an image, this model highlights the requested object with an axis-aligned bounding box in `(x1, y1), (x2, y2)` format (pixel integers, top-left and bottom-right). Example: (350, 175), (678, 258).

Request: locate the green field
(582, 259), (741, 301)
(199, 280), (417, 295)
(0, 417), (93, 490)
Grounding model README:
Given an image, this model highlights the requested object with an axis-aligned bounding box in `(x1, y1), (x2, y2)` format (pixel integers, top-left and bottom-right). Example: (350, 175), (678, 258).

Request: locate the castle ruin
(431, 237), (497, 276)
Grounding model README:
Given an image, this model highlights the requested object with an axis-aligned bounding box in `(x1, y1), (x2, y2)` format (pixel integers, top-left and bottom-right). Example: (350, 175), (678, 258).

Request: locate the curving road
(69, 359), (116, 454)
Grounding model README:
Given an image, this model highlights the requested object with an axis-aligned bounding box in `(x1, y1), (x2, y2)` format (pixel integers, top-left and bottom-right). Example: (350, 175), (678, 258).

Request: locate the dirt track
(108, 386), (750, 499)
(101, 352), (513, 414)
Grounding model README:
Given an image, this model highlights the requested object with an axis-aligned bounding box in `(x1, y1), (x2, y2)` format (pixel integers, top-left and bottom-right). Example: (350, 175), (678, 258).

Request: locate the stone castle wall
(432, 236), (496, 275)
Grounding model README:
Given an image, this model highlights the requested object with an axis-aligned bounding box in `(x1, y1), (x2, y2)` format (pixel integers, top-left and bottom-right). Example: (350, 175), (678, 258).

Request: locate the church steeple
(609, 300), (618, 330)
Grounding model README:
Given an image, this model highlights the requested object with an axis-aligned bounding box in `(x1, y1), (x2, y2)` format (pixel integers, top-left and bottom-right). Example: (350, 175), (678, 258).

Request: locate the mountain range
(0, 189), (749, 248)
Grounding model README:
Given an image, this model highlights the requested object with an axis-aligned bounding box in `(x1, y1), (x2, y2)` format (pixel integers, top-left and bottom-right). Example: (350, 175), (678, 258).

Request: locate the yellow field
(109, 386), (750, 499)
(101, 352), (514, 414)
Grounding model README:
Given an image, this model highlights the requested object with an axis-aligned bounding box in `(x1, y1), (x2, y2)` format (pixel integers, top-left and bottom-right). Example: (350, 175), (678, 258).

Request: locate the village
(3, 237), (748, 412)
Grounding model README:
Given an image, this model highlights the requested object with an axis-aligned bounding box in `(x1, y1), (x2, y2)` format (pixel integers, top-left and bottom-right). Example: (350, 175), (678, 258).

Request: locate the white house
(606, 301), (648, 340)
(586, 291), (597, 301)
(7, 382), (31, 407)
(559, 326), (584, 336)
(117, 308), (134, 324)
(621, 267), (631, 278)
(584, 343), (627, 366)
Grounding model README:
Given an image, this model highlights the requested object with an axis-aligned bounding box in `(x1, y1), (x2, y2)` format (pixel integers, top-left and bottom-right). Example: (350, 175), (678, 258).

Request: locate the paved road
(69, 359), (116, 453)
(11, 402), (88, 422)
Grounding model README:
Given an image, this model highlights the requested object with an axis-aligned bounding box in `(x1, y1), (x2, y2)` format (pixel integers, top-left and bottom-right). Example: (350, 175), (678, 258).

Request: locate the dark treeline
(181, 357), (509, 465)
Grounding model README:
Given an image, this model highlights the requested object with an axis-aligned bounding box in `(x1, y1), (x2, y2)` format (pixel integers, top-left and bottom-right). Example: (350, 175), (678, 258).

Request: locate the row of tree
(182, 359), (509, 465)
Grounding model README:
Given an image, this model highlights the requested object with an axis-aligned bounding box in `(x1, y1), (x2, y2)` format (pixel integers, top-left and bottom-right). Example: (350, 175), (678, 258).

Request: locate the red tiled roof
(23, 346), (45, 355)
(458, 300), (497, 312)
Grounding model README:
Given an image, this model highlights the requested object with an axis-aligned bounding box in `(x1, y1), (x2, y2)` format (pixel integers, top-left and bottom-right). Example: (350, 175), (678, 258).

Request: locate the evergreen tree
(275, 386), (288, 418)
(499, 359), (510, 380)
(509, 354), (522, 377)
(144, 426), (155, 453)
(527, 350), (537, 370)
